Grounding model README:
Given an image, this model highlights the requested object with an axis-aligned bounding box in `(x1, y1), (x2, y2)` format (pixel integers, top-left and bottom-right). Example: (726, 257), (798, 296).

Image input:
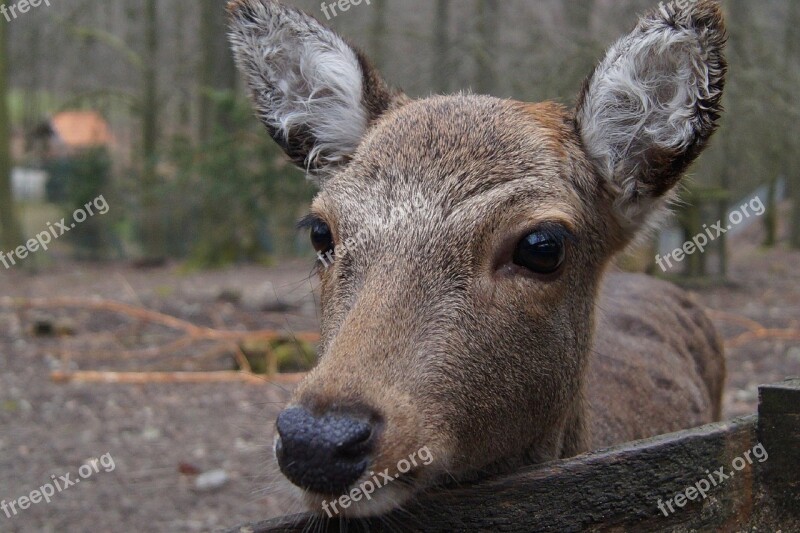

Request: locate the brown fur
(228, 0), (727, 516)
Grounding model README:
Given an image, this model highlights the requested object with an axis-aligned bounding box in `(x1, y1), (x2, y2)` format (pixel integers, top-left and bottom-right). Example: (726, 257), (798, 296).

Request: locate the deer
(228, 0), (727, 518)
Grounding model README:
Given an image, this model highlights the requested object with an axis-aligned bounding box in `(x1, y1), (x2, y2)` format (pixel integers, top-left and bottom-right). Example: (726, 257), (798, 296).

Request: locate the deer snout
(275, 406), (378, 494)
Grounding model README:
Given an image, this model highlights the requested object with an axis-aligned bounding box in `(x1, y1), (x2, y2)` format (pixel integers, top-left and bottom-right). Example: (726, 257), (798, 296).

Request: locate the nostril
(334, 424), (373, 460)
(275, 406), (378, 494)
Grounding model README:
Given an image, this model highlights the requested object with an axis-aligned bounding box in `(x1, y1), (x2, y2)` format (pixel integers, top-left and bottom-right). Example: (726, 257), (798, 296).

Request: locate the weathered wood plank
(231, 418), (758, 532)
(229, 381), (799, 532)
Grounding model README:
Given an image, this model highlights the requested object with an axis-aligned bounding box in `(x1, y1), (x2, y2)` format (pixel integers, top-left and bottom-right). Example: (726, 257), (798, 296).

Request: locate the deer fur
(228, 0), (727, 517)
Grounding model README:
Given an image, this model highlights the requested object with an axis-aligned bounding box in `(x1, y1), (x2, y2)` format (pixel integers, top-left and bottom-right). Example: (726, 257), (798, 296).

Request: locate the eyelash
(297, 214), (326, 231)
(531, 223), (576, 245)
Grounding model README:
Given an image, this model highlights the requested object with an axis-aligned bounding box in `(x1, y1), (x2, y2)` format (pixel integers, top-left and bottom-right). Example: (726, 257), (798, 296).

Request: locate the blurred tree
(714, 0), (749, 274)
(787, 0), (800, 249)
(0, 19), (22, 250)
(474, 0), (499, 94)
(562, 0), (597, 97)
(175, 0), (192, 132)
(140, 0), (164, 258)
(64, 148), (112, 259)
(162, 94), (313, 267)
(369, 0), (388, 71)
(22, 23), (42, 135)
(198, 0), (238, 143)
(4, 0), (793, 264)
(432, 0), (451, 94)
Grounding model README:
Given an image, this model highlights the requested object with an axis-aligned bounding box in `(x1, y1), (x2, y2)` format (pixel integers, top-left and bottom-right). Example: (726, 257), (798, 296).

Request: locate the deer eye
(513, 227), (568, 275)
(310, 221), (334, 254)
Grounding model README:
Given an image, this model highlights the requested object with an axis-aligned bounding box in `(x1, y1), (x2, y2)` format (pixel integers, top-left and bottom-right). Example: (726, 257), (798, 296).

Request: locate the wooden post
(758, 379), (800, 519)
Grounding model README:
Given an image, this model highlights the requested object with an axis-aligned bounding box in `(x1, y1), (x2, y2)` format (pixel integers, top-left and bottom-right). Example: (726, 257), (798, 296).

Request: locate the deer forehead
(314, 95), (588, 233)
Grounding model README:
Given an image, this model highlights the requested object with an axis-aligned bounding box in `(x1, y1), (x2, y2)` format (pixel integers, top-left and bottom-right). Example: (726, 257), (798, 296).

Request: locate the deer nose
(275, 406), (375, 494)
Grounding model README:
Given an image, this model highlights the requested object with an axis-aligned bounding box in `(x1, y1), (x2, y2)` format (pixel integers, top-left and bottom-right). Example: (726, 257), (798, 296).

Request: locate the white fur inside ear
(577, 9), (719, 228)
(229, 1), (368, 174)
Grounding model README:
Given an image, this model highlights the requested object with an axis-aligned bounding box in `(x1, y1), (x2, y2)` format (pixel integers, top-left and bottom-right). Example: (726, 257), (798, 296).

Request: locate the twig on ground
(0, 297), (320, 343)
(728, 329), (800, 349)
(706, 308), (800, 349)
(0, 297), (318, 386)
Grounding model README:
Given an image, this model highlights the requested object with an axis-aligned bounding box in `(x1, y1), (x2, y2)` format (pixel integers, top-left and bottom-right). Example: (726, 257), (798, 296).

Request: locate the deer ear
(576, 0), (726, 231)
(227, 0), (404, 181)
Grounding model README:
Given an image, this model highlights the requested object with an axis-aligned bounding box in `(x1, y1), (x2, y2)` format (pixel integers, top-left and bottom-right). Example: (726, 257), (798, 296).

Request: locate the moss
(239, 339), (317, 374)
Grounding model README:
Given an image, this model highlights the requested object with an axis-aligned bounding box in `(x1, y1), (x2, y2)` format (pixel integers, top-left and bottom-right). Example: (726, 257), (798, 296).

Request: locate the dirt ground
(1, 229), (798, 532)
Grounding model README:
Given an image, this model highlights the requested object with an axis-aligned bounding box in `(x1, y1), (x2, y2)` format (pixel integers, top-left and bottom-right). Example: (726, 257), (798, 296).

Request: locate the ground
(0, 232), (798, 532)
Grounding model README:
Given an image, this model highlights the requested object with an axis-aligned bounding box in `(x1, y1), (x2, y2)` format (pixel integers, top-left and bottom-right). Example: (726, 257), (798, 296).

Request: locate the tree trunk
(198, 0), (213, 143)
(175, 1), (191, 133)
(141, 0), (163, 258)
(715, 0), (751, 276)
(0, 18), (22, 251)
(563, 0), (597, 95)
(198, 0), (238, 144)
(370, 0), (388, 71)
(474, 0), (498, 94)
(787, 0), (800, 249)
(23, 24), (41, 136)
(764, 176), (778, 247)
(432, 0), (451, 94)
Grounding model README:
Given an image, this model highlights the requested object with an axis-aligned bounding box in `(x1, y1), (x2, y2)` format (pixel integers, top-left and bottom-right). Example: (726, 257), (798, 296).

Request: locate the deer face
(290, 97), (611, 515)
(228, 0), (725, 517)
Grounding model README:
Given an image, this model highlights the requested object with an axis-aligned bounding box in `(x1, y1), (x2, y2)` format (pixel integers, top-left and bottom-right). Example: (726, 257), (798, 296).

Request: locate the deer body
(588, 274), (724, 449)
(229, 0), (727, 517)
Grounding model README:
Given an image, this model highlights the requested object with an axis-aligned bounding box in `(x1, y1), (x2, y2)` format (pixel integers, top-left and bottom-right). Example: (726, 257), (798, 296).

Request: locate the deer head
(228, 0), (726, 517)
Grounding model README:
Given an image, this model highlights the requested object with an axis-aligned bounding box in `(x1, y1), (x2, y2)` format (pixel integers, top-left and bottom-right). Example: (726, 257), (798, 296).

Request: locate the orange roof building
(49, 110), (113, 150)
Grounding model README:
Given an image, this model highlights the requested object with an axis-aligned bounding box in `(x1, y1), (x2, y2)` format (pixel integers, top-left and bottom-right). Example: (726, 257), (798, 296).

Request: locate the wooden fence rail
(230, 380), (800, 532)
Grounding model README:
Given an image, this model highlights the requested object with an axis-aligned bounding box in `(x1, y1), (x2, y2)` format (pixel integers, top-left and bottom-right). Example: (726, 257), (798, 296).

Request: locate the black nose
(275, 406), (375, 494)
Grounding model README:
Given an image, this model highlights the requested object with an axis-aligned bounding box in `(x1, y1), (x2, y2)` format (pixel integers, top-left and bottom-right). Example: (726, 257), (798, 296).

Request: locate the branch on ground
(706, 309), (800, 348)
(0, 297), (318, 385)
